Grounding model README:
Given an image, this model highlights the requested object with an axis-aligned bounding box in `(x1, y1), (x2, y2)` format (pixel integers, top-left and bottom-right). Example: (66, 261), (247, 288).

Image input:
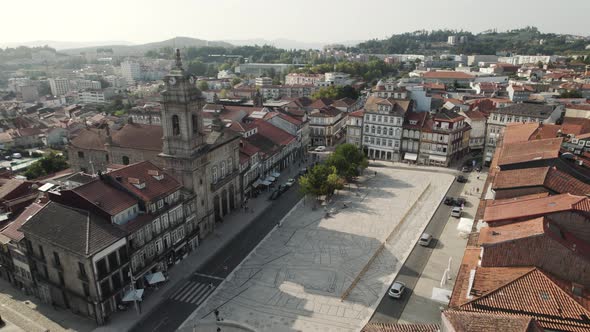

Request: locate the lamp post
(128, 270), (141, 315)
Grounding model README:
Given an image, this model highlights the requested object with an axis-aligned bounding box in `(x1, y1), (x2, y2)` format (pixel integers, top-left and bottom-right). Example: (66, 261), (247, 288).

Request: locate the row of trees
(311, 85), (359, 100)
(291, 59), (400, 83)
(299, 144), (368, 197)
(24, 152), (68, 180)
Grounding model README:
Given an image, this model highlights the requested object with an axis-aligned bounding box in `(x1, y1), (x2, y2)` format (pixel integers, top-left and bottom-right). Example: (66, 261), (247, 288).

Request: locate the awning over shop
(265, 176), (276, 182)
(122, 289), (144, 302)
(271, 172), (281, 178)
(429, 155), (447, 162)
(404, 153), (418, 161)
(252, 180), (262, 188)
(145, 272), (166, 285)
(261, 180), (272, 186)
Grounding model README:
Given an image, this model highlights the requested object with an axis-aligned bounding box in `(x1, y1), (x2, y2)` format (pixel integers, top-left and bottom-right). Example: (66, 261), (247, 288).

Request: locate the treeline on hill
(351, 27), (588, 55)
(290, 59), (401, 83)
(0, 45), (57, 61)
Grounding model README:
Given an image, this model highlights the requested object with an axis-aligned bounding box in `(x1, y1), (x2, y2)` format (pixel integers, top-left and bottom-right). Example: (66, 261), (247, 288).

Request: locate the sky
(3, 0), (590, 44)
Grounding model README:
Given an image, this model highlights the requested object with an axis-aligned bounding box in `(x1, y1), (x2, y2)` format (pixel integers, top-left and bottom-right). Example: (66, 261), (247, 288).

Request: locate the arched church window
(122, 156), (130, 165)
(172, 115), (180, 136)
(221, 161), (226, 178)
(192, 114), (198, 134)
(228, 157), (233, 172)
(212, 167), (218, 183)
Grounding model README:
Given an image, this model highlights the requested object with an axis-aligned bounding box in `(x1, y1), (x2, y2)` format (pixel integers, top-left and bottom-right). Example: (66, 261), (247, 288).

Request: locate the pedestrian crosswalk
(169, 280), (215, 305)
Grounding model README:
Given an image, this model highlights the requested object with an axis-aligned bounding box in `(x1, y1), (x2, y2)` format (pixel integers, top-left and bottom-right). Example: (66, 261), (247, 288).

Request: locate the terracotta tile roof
(433, 109), (465, 122)
(493, 167), (550, 189)
(566, 104), (590, 111)
(310, 106), (343, 117)
(309, 98), (333, 109)
(107, 161), (181, 203)
(111, 123), (163, 151)
(20, 201), (126, 257)
(544, 167), (590, 196)
(239, 139), (261, 156)
(470, 267), (536, 299)
(72, 179), (137, 216)
(497, 137), (562, 166)
(442, 310), (543, 332)
(69, 127), (108, 151)
(493, 103), (556, 118)
(1, 201), (46, 241)
(276, 113), (302, 125)
(450, 247), (482, 307)
(478, 217), (545, 246)
(464, 110), (487, 120)
(364, 96), (412, 115)
(349, 109), (364, 118)
(422, 82), (446, 90)
(422, 71), (474, 79)
(362, 323), (439, 332)
(483, 193), (587, 223)
(245, 133), (279, 158)
(460, 268), (590, 332)
(252, 119), (296, 146)
(332, 97), (356, 107)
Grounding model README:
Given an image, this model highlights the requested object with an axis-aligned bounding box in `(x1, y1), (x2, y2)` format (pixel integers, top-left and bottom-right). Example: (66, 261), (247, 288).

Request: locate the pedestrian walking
(214, 309), (220, 321)
(476, 187), (480, 193)
(208, 282), (214, 289)
(374, 171), (377, 176)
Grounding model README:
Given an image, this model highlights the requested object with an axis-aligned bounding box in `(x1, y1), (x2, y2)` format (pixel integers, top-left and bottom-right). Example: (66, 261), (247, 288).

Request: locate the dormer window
(128, 177), (146, 189)
(148, 169), (164, 181)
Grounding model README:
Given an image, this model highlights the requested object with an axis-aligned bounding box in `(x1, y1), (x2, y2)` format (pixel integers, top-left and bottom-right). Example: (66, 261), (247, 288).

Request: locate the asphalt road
(130, 183), (303, 332)
(369, 177), (464, 324)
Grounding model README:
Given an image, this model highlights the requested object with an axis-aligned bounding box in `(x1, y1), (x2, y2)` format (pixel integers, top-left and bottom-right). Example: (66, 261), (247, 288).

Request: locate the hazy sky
(3, 0), (590, 43)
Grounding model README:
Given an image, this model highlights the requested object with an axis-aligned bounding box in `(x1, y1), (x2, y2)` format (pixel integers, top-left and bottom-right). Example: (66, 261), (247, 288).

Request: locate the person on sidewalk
(214, 309), (220, 321)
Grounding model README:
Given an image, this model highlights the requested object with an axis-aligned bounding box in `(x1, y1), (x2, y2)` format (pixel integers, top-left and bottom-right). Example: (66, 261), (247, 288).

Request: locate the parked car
(457, 175), (468, 183)
(418, 233), (433, 247)
(314, 146), (326, 152)
(454, 197), (467, 208)
(451, 206), (462, 218)
(11, 153), (22, 159)
(4, 156), (11, 161)
(461, 166), (472, 172)
(299, 168), (308, 176)
(285, 178), (296, 187)
(444, 197), (455, 206)
(269, 190), (281, 200)
(388, 281), (406, 299)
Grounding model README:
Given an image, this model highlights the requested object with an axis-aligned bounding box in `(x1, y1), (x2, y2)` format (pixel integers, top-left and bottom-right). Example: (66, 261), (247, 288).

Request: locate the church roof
(111, 123), (163, 151)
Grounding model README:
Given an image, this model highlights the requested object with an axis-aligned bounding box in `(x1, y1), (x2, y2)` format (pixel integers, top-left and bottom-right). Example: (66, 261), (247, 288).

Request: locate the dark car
(454, 197), (467, 207)
(457, 175), (468, 183)
(444, 197), (455, 206)
(269, 190), (281, 200)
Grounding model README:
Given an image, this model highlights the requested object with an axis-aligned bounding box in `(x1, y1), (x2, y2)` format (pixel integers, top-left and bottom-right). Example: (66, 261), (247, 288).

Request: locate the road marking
(193, 272), (224, 281)
(170, 280), (216, 305)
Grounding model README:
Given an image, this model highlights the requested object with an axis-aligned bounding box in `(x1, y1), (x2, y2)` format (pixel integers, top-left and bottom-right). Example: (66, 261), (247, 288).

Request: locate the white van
(451, 207), (462, 218)
(11, 153), (22, 159)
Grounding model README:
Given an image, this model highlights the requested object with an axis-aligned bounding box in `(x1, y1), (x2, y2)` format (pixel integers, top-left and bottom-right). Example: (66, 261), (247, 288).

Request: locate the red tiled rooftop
(442, 310), (543, 332)
(422, 71), (474, 79)
(459, 268), (590, 332)
(72, 179), (137, 216)
(107, 161), (181, 203)
(1, 202), (46, 241)
(478, 217), (545, 246)
(252, 119), (296, 146)
(497, 137), (562, 166)
(111, 123), (163, 151)
(483, 193), (587, 223)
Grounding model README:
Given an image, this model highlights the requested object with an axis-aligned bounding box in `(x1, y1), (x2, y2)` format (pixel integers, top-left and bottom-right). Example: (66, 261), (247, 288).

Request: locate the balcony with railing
(210, 169), (239, 192)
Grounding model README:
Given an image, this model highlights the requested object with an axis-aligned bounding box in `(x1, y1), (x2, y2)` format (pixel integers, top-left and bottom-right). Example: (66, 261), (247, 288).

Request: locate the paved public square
(183, 166), (454, 332)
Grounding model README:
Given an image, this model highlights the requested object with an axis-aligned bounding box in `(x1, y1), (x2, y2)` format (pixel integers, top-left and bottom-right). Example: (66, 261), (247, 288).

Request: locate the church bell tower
(161, 49), (205, 157)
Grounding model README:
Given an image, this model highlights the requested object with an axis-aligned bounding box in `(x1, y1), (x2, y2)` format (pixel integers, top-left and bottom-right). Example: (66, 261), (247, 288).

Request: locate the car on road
(461, 166), (472, 172)
(314, 146), (326, 152)
(444, 197), (455, 206)
(457, 175), (468, 183)
(418, 233), (433, 247)
(299, 168), (308, 176)
(285, 178), (296, 187)
(11, 153), (22, 159)
(451, 206), (462, 218)
(454, 197), (467, 208)
(388, 281), (406, 298)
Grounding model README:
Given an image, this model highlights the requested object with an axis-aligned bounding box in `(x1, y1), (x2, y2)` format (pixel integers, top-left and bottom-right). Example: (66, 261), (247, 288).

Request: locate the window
(389, 128), (393, 136)
(387, 140), (393, 147)
(157, 200), (164, 209)
(38, 245), (45, 260)
(78, 151), (85, 159)
(155, 239), (163, 254)
(365, 125), (369, 133)
(377, 127), (382, 135)
(105, 154), (109, 162)
(396, 118), (402, 125)
(58, 272), (64, 286)
(212, 167), (218, 183)
(221, 161), (226, 178)
(172, 115), (180, 136)
(153, 218), (161, 234)
(192, 114), (199, 134)
(228, 158), (233, 172)
(108, 252), (118, 270)
(78, 262), (87, 279)
(96, 258), (108, 279)
(162, 213), (169, 229)
(371, 126), (375, 134)
(83, 282), (90, 297)
(122, 156), (130, 165)
(53, 252), (61, 267)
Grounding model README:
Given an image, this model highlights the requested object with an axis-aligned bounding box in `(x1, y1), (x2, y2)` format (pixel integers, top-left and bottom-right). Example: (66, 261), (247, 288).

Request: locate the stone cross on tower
(175, 48), (182, 69)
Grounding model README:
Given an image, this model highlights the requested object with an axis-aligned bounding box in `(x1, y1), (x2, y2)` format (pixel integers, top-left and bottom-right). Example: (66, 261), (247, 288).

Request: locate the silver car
(388, 281), (406, 299)
(418, 233), (433, 247)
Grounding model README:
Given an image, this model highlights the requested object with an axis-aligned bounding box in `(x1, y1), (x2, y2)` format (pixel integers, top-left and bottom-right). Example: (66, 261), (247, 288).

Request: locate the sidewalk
(93, 162), (307, 332)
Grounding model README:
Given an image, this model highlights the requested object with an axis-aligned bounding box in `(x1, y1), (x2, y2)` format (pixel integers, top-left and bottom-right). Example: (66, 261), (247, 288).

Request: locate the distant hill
(225, 38), (363, 50)
(60, 37), (234, 56)
(0, 40), (135, 50)
(352, 27), (590, 55)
